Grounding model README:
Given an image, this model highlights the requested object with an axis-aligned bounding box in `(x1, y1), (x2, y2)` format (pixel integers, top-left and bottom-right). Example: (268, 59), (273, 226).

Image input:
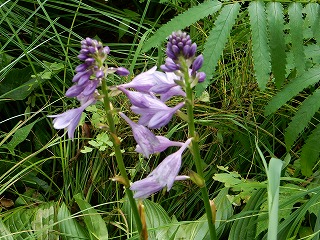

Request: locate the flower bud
(192, 54), (204, 73)
(116, 67), (130, 76)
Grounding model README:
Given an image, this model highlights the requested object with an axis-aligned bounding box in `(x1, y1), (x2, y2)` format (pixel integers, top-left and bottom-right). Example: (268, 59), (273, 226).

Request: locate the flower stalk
(101, 79), (143, 237)
(181, 59), (218, 240)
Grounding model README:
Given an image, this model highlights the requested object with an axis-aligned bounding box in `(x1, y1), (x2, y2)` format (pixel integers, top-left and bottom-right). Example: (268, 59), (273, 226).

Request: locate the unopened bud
(189, 170), (205, 188)
(116, 67), (130, 76)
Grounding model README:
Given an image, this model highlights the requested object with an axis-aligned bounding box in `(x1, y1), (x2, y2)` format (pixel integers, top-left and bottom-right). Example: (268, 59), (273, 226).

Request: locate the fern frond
(264, 65), (320, 115)
(196, 3), (240, 96)
(304, 3), (320, 44)
(248, 1), (271, 90)
(267, 2), (286, 88)
(288, 3), (306, 76)
(142, 1), (222, 52)
(300, 123), (320, 176)
(285, 88), (320, 149)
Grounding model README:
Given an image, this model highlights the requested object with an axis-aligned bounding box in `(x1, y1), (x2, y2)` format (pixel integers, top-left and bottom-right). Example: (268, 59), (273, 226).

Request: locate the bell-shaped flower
(119, 112), (160, 158)
(48, 98), (95, 139)
(118, 66), (160, 92)
(117, 87), (154, 108)
(130, 138), (192, 199)
(118, 66), (185, 101)
(131, 101), (185, 129)
(135, 136), (184, 155)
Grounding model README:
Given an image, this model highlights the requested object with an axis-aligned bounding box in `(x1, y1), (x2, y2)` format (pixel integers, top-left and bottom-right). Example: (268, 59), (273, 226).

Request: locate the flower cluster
(161, 30), (206, 85)
(49, 37), (129, 139)
(117, 31), (205, 199)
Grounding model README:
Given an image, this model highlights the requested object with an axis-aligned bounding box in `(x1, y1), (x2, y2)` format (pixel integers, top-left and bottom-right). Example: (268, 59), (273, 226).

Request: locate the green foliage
(57, 203), (89, 239)
(267, 2), (286, 88)
(74, 194), (108, 240)
(142, 1), (222, 52)
(248, 1), (271, 91)
(196, 2), (240, 96)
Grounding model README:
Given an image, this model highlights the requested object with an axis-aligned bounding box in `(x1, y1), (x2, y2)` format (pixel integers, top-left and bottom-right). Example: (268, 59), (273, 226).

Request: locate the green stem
(182, 61), (218, 240)
(101, 79), (143, 237)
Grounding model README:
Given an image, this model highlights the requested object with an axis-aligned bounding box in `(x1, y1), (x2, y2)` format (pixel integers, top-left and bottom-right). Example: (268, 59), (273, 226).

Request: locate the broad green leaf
(123, 198), (178, 240)
(74, 194), (108, 240)
(256, 183), (305, 238)
(0, 66), (44, 100)
(285, 89), (320, 149)
(229, 188), (267, 240)
(248, 1), (271, 90)
(0, 218), (14, 239)
(288, 3), (306, 76)
(196, 3), (240, 96)
(300, 123), (320, 176)
(267, 2), (286, 88)
(214, 188), (233, 230)
(267, 158), (283, 240)
(264, 65), (320, 115)
(277, 185), (320, 238)
(31, 202), (58, 239)
(175, 214), (210, 240)
(5, 208), (33, 239)
(142, 1), (222, 52)
(57, 202), (89, 239)
(5, 120), (38, 154)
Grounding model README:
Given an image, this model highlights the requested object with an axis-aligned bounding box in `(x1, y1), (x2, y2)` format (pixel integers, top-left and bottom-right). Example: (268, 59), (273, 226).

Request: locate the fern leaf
(142, 1), (222, 52)
(288, 3), (306, 75)
(285, 89), (320, 149)
(304, 3), (320, 45)
(248, 1), (271, 90)
(195, 3), (240, 96)
(264, 65), (320, 115)
(267, 2), (286, 88)
(300, 123), (320, 176)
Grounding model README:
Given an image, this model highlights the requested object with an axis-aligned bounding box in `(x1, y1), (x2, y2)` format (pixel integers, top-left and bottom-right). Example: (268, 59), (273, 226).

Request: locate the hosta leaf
(300, 123), (320, 176)
(6, 208), (34, 239)
(229, 188), (266, 240)
(122, 198), (178, 240)
(0, 218), (14, 239)
(248, 1), (271, 90)
(57, 202), (89, 239)
(196, 2), (240, 96)
(264, 65), (320, 115)
(175, 214), (210, 240)
(5, 120), (38, 154)
(74, 194), (108, 240)
(142, 1), (222, 52)
(285, 88), (320, 149)
(267, 158), (283, 240)
(267, 2), (286, 88)
(31, 202), (58, 239)
(288, 3), (306, 76)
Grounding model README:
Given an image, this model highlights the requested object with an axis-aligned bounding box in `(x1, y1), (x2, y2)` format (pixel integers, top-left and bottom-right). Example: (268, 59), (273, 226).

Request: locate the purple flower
(197, 72), (206, 83)
(117, 87), (154, 108)
(135, 136), (184, 155)
(48, 98), (95, 139)
(116, 67), (130, 76)
(131, 101), (185, 129)
(160, 58), (180, 72)
(130, 138), (192, 199)
(166, 31), (197, 60)
(118, 66), (160, 92)
(191, 54), (204, 74)
(118, 66), (185, 101)
(119, 112), (160, 158)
